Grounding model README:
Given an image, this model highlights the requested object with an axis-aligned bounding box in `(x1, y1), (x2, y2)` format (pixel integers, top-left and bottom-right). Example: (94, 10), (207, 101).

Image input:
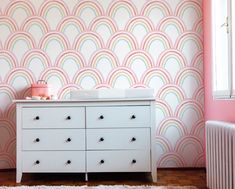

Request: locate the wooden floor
(0, 169), (207, 189)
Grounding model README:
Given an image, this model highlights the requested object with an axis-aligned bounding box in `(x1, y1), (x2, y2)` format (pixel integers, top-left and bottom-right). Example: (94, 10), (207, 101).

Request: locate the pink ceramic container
(31, 80), (51, 97)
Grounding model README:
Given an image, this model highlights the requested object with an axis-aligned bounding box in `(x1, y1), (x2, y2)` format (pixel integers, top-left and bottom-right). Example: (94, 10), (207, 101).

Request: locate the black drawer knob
(131, 137), (136, 142)
(67, 116), (71, 120)
(66, 138), (71, 142)
(35, 116), (40, 120)
(35, 160), (40, 165)
(67, 160), (71, 164)
(132, 159), (136, 164)
(99, 137), (104, 142)
(131, 115), (136, 119)
(35, 138), (40, 142)
(99, 115), (104, 119)
(100, 159), (105, 164)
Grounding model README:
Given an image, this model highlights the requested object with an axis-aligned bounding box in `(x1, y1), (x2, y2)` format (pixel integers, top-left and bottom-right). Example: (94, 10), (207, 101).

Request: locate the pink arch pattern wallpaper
(0, 0), (204, 168)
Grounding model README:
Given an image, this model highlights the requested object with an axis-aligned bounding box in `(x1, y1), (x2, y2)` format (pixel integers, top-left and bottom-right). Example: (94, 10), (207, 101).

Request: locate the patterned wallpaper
(0, 0), (204, 169)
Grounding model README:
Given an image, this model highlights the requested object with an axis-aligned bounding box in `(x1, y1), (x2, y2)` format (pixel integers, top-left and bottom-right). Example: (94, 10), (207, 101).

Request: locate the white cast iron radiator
(206, 121), (235, 189)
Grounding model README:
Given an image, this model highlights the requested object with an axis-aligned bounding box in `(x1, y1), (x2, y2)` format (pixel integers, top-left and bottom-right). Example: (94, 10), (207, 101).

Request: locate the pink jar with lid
(31, 80), (52, 97)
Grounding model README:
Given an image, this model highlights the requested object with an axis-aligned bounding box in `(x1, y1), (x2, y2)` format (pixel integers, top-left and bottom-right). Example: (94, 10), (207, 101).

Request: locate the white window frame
(212, 0), (234, 99)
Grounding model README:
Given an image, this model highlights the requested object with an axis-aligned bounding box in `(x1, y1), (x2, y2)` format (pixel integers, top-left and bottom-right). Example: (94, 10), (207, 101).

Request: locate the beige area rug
(0, 185), (198, 189)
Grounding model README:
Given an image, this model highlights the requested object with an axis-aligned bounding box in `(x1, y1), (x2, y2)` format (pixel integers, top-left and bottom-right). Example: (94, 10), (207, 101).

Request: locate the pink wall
(204, 0), (235, 122)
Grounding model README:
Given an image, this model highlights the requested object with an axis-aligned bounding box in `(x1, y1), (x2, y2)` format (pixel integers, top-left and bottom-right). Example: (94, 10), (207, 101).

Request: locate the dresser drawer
(86, 106), (150, 128)
(22, 151), (85, 172)
(22, 107), (85, 128)
(87, 128), (150, 150)
(22, 129), (85, 150)
(87, 150), (150, 172)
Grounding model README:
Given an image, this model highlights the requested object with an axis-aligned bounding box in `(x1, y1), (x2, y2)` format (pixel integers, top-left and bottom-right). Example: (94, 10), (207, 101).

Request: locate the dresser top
(13, 97), (155, 103)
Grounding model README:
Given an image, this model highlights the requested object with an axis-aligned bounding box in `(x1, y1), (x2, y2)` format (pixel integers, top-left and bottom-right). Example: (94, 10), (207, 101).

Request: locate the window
(212, 0), (235, 98)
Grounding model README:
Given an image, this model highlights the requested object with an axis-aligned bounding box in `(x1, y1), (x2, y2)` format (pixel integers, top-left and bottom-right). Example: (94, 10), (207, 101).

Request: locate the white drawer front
(22, 151), (85, 172)
(22, 107), (85, 128)
(87, 128), (150, 150)
(22, 129), (85, 150)
(86, 106), (150, 128)
(87, 150), (150, 172)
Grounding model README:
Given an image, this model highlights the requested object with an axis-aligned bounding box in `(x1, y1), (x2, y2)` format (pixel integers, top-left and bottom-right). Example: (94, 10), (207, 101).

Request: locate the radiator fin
(206, 121), (235, 189)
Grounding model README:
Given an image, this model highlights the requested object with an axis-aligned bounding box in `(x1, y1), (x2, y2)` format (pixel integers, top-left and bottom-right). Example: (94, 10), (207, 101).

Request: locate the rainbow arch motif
(58, 84), (81, 99)
(176, 32), (203, 51)
(90, 49), (119, 68)
(4, 103), (16, 120)
(21, 16), (49, 34)
(0, 154), (15, 168)
(158, 84), (186, 102)
(107, 32), (138, 51)
(0, 50), (17, 68)
(158, 49), (187, 68)
(73, 32), (104, 50)
(40, 67), (70, 85)
(20, 87), (31, 99)
(175, 100), (204, 120)
(141, 32), (172, 51)
(175, 68), (203, 87)
(158, 118), (187, 136)
(158, 16), (185, 34)
(158, 153), (185, 167)
(156, 136), (172, 152)
(156, 99), (173, 117)
(125, 16), (154, 32)
(21, 49), (51, 68)
(130, 84), (152, 89)
(5, 68), (35, 86)
(141, 68), (172, 86)
(56, 50), (85, 68)
(175, 0), (202, 18)
(141, 1), (172, 19)
(193, 154), (204, 167)
(192, 52), (203, 69)
(39, 0), (69, 18)
(73, 1), (103, 17)
(0, 119), (15, 137)
(0, 85), (17, 107)
(175, 136), (204, 154)
(124, 51), (154, 80)
(190, 120), (204, 136)
(5, 138), (16, 157)
(57, 16), (85, 33)
(124, 50), (154, 68)
(5, 0), (35, 16)
(5, 32), (35, 50)
(107, 0), (137, 18)
(73, 68), (103, 86)
(73, 1), (103, 28)
(175, 68), (203, 98)
(0, 87), (15, 113)
(193, 87), (204, 107)
(39, 32), (69, 51)
(0, 16), (18, 34)
(89, 16), (117, 33)
(95, 84), (113, 89)
(107, 67), (138, 88)
(193, 19), (203, 34)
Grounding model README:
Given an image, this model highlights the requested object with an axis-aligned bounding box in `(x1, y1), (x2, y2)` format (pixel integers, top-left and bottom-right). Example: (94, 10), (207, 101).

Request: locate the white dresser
(14, 98), (156, 183)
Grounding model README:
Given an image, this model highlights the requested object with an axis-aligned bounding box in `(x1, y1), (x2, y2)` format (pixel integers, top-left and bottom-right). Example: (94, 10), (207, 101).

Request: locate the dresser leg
(16, 172), (22, 183)
(85, 173), (88, 181)
(151, 171), (157, 183)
